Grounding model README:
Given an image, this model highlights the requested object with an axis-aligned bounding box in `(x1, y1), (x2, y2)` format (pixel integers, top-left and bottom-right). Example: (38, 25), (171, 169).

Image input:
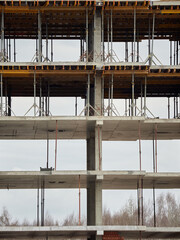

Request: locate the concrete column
(88, 8), (102, 62)
(87, 7), (103, 239)
(94, 72), (102, 115)
(87, 121), (103, 239)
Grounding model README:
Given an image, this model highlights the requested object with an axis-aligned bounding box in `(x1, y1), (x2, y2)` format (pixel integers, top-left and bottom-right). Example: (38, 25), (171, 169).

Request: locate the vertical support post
(131, 73), (135, 116)
(108, 79), (110, 116)
(8, 92), (11, 116)
(174, 97), (176, 118)
(37, 188), (39, 226)
(125, 42), (128, 62)
(47, 81), (50, 116)
(141, 179), (144, 225)
(137, 41), (139, 62)
(41, 182), (45, 226)
(154, 124), (158, 173)
(101, 8), (104, 61)
(46, 23), (48, 61)
(75, 97), (78, 116)
(178, 41), (179, 65)
(86, 8), (88, 62)
(1, 10), (5, 62)
(55, 120), (58, 170)
(79, 175), (81, 226)
(5, 81), (7, 115)
(9, 39), (11, 62)
(110, 10), (113, 62)
(39, 79), (42, 116)
(137, 181), (140, 225)
(102, 75), (104, 115)
(107, 16), (109, 62)
(174, 41), (176, 65)
(152, 133), (156, 227)
(87, 122), (103, 229)
(153, 186), (156, 227)
(168, 97), (170, 119)
(138, 121), (142, 171)
(5, 38), (9, 61)
(148, 18), (151, 65)
(176, 96), (178, 117)
(0, 73), (3, 115)
(51, 37), (53, 62)
(34, 71), (36, 116)
(38, 10), (42, 62)
(80, 34), (83, 61)
(170, 41), (172, 65)
(14, 38), (16, 62)
(144, 76), (147, 117)
(133, 7), (136, 63)
(87, 74), (90, 116)
(125, 99), (127, 116)
(110, 74), (113, 116)
(150, 14), (155, 66)
(131, 42), (133, 62)
(47, 131), (49, 168)
(140, 81), (143, 115)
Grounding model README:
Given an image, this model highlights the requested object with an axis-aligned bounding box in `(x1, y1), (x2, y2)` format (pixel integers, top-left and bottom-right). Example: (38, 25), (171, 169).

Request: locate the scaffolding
(0, 0), (180, 239)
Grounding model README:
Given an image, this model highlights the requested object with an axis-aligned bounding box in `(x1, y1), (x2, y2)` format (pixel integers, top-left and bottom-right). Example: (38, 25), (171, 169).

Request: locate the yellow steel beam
(161, 10), (180, 14)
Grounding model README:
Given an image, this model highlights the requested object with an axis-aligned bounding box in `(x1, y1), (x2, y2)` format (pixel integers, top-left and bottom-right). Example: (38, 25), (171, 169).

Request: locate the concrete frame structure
(0, 0), (180, 239)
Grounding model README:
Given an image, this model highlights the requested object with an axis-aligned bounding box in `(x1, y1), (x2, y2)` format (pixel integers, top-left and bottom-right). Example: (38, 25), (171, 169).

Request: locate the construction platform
(1, 63), (180, 98)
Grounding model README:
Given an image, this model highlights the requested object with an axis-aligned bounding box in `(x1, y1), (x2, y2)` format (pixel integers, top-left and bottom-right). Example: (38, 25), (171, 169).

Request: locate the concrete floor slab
(0, 171), (180, 189)
(0, 116), (179, 140)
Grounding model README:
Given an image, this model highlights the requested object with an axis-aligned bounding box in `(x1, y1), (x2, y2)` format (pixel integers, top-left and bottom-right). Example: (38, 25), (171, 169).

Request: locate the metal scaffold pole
(150, 14), (155, 66)
(86, 8), (88, 62)
(0, 73), (3, 115)
(78, 175), (81, 225)
(51, 36), (53, 62)
(46, 23), (48, 61)
(102, 75), (104, 115)
(144, 76), (147, 116)
(131, 73), (135, 116)
(133, 8), (136, 63)
(41, 181), (45, 226)
(125, 41), (128, 62)
(75, 97), (77, 116)
(34, 72), (37, 116)
(1, 10), (4, 62)
(107, 15), (109, 62)
(168, 97), (170, 119)
(101, 8), (104, 61)
(14, 38), (16, 62)
(170, 41), (172, 65)
(55, 120), (58, 170)
(37, 187), (39, 226)
(9, 39), (11, 62)
(110, 10), (113, 62)
(38, 10), (42, 62)
(87, 74), (90, 116)
(111, 74), (113, 116)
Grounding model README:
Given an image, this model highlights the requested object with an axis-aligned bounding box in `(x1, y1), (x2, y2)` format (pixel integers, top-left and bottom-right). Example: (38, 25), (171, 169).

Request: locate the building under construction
(0, 0), (180, 239)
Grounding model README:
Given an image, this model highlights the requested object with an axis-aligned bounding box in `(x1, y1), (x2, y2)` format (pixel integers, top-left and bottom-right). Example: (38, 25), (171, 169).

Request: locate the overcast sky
(0, 37), (180, 224)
